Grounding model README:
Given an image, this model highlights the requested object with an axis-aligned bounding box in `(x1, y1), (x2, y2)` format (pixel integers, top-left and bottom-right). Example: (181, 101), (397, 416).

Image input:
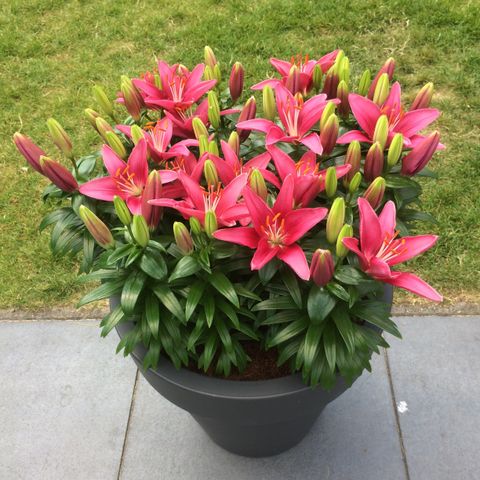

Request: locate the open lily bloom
(342, 198), (442, 301)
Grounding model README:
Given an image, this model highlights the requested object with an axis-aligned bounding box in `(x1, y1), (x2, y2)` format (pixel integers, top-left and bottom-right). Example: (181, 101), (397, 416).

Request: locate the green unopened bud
(320, 114), (339, 156)
(79, 205), (114, 249)
(358, 69), (371, 96)
(207, 91), (221, 129)
(228, 131), (240, 156)
(192, 117), (209, 140)
(47, 118), (73, 159)
(373, 73), (390, 106)
(249, 168), (267, 200)
(213, 64), (222, 83)
(348, 172), (362, 194)
(262, 86), (276, 121)
(130, 125), (145, 145)
(114, 195), (132, 226)
(131, 215), (150, 247)
(120, 76), (143, 121)
(208, 139), (219, 156)
(189, 216), (202, 235)
(325, 166), (338, 198)
(199, 135), (209, 155)
(204, 46), (217, 70)
(95, 117), (114, 141)
(153, 72), (162, 89)
(337, 80), (350, 117)
(204, 159), (219, 187)
(320, 101), (337, 132)
(85, 108), (101, 129)
(333, 50), (345, 74)
(373, 115), (389, 150)
(364, 142), (384, 181)
(204, 65), (214, 81)
(312, 64), (323, 91)
(326, 197), (345, 244)
(363, 177), (386, 209)
(387, 133), (404, 168)
(310, 249), (334, 287)
(173, 222), (194, 254)
(338, 57), (350, 84)
(92, 85), (114, 118)
(204, 210), (218, 237)
(411, 82), (434, 110)
(336, 224), (353, 258)
(105, 131), (127, 159)
(343, 140), (361, 186)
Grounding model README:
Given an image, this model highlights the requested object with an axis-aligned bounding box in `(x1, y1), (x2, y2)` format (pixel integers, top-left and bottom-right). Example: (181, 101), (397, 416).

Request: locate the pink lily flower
(268, 145), (351, 207)
(213, 175), (328, 280)
(251, 51), (339, 94)
(79, 139), (177, 214)
(149, 171), (248, 227)
(342, 198), (442, 301)
(237, 86), (332, 155)
(133, 62), (216, 111)
(337, 82), (442, 149)
(116, 117), (196, 163)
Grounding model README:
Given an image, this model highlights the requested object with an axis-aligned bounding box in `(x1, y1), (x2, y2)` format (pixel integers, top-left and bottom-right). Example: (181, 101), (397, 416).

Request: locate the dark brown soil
(187, 342), (292, 381)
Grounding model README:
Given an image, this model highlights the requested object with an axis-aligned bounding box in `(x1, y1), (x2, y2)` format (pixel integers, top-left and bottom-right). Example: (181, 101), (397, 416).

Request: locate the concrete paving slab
(387, 316), (480, 480)
(120, 352), (405, 480)
(0, 320), (137, 480)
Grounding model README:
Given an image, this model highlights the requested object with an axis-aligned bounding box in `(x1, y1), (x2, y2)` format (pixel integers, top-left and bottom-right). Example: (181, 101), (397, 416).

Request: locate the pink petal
(348, 93), (381, 137)
(251, 78), (282, 91)
(236, 119), (275, 133)
(298, 94), (328, 133)
(268, 145), (296, 181)
(378, 201), (396, 238)
(385, 272), (442, 302)
(79, 177), (120, 201)
(178, 170), (206, 211)
(219, 140), (240, 170)
(220, 204), (250, 224)
(342, 237), (365, 260)
(102, 145), (126, 177)
(216, 173), (248, 216)
(273, 174), (295, 214)
(388, 235), (438, 266)
(127, 140), (148, 187)
(126, 196), (143, 215)
(260, 169), (281, 188)
(366, 257), (392, 279)
(337, 130), (372, 144)
(383, 82), (402, 115)
(319, 50), (339, 73)
(243, 151), (272, 171)
(185, 79), (217, 103)
(115, 125), (132, 138)
(299, 133), (323, 155)
(213, 227), (259, 248)
(277, 244), (310, 280)
(283, 207), (328, 243)
(209, 153), (236, 185)
(270, 58), (293, 77)
(395, 108), (441, 138)
(186, 63), (205, 87)
(243, 187), (272, 234)
(358, 197), (383, 259)
(251, 238), (279, 271)
(159, 170), (178, 184)
(265, 125), (288, 146)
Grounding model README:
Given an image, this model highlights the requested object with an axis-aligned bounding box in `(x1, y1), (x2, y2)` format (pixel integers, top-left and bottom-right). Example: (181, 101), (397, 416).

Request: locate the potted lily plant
(14, 47), (443, 457)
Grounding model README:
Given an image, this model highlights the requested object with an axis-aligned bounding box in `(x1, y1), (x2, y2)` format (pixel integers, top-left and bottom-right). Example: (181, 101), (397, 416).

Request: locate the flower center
(114, 166), (143, 197)
(151, 123), (168, 152)
(282, 94), (303, 137)
(376, 230), (408, 263)
(381, 103), (405, 131)
(260, 213), (287, 247)
(295, 159), (320, 177)
(202, 184), (222, 213)
(169, 76), (187, 103)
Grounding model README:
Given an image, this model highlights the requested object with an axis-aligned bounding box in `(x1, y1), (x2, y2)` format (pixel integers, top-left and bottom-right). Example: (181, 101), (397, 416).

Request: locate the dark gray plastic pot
(112, 285), (393, 457)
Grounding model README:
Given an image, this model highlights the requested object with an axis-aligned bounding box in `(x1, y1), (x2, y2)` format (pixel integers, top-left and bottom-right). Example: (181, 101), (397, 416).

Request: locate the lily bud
(13, 132), (45, 174)
(401, 131), (440, 176)
(333, 50), (345, 73)
(204, 210), (218, 237)
(320, 113), (339, 156)
(387, 133), (404, 168)
(204, 159), (219, 187)
(229, 62), (244, 102)
(105, 131), (127, 160)
(204, 65), (214, 81)
(322, 65), (340, 99)
(114, 195), (132, 226)
(357, 69), (371, 96)
(237, 96), (256, 141)
(228, 131), (240, 156)
(47, 118), (73, 159)
(95, 117), (114, 141)
(173, 222), (194, 255)
(348, 172), (362, 194)
(262, 86), (276, 121)
(372, 73), (390, 106)
(142, 170), (163, 230)
(411, 82), (434, 110)
(337, 80), (350, 117)
(207, 91), (221, 129)
(249, 168), (268, 200)
(312, 64), (322, 90)
(92, 85), (114, 118)
(198, 135), (209, 155)
(285, 65), (301, 94)
(213, 64), (222, 83)
(120, 75), (143, 121)
(131, 215), (150, 247)
(192, 117), (209, 140)
(320, 101), (336, 132)
(39, 156), (78, 192)
(204, 46), (217, 70)
(79, 205), (115, 249)
(326, 197), (345, 244)
(129, 125), (145, 145)
(208, 139), (219, 156)
(336, 224), (353, 258)
(325, 166), (338, 198)
(338, 57), (350, 84)
(363, 177), (386, 209)
(85, 108), (101, 130)
(368, 57), (395, 99)
(373, 115), (389, 150)
(343, 140), (361, 185)
(310, 249), (334, 287)
(189, 216), (202, 235)
(364, 142), (384, 181)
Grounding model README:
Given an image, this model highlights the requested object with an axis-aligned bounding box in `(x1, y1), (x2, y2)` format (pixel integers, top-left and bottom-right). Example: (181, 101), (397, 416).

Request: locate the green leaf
(326, 282), (350, 302)
(332, 305), (356, 354)
(121, 270), (146, 315)
(252, 297), (298, 311)
(234, 284), (262, 301)
(145, 294), (160, 339)
(185, 280), (206, 321)
(142, 339), (162, 371)
(152, 285), (186, 323)
(261, 310), (302, 325)
(215, 318), (233, 352)
(323, 322), (337, 371)
(385, 175), (421, 190)
(108, 244), (133, 265)
(352, 301), (401, 338)
(281, 268), (302, 308)
(208, 272), (239, 307)
(39, 207), (71, 231)
(200, 334), (217, 371)
(307, 286), (336, 324)
(235, 322), (259, 341)
(277, 338), (302, 366)
(267, 317), (308, 348)
(139, 247), (168, 280)
(303, 324), (323, 373)
(77, 279), (125, 307)
(334, 265), (365, 285)
(100, 306), (125, 337)
(203, 293), (215, 328)
(258, 259), (279, 283)
(169, 255), (200, 282)
(216, 298), (239, 328)
(77, 269), (126, 284)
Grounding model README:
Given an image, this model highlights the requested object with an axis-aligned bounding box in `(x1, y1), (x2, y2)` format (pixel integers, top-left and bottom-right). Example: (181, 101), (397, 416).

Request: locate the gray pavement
(0, 316), (479, 480)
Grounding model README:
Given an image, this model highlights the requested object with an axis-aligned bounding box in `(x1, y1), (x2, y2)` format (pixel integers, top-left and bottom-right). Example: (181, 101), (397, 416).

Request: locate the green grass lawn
(1, 0), (479, 309)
